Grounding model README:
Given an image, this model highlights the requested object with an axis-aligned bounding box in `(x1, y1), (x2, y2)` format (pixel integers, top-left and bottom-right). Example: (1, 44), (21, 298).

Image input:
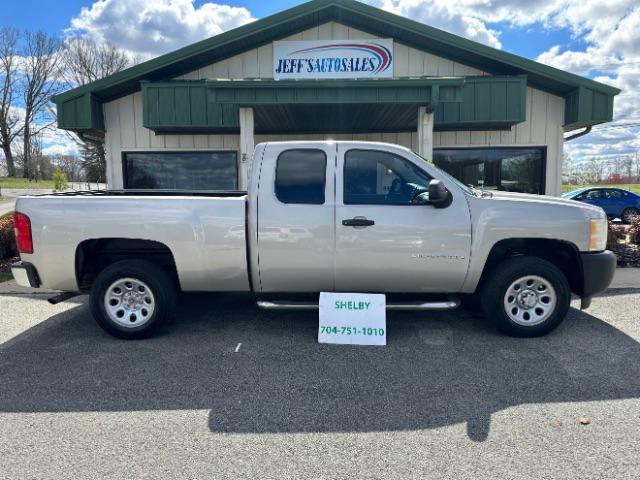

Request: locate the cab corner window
(344, 149), (432, 205)
(275, 149), (327, 204)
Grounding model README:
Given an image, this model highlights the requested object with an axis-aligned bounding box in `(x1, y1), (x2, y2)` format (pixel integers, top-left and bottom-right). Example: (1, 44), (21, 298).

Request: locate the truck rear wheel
(481, 256), (570, 337)
(89, 260), (176, 339)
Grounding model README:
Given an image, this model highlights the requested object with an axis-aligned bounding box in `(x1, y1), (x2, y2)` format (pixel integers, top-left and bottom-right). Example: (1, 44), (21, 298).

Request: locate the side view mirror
(412, 180), (452, 208)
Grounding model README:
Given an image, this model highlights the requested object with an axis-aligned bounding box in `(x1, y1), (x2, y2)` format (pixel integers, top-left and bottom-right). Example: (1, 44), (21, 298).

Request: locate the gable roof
(53, 0), (620, 106)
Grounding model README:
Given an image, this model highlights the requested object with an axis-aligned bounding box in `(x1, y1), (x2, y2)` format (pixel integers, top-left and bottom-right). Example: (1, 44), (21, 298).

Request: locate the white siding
(104, 94), (239, 189)
(432, 87), (565, 196)
(105, 21), (564, 195)
(177, 22), (486, 80)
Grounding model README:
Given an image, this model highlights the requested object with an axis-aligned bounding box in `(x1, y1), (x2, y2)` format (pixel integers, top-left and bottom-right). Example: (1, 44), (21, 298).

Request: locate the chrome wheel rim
(104, 278), (155, 328)
(503, 275), (557, 326)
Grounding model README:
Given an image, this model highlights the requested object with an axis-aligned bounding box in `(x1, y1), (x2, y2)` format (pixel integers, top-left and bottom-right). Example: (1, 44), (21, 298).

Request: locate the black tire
(622, 207), (640, 224)
(89, 259), (176, 339)
(481, 256), (571, 337)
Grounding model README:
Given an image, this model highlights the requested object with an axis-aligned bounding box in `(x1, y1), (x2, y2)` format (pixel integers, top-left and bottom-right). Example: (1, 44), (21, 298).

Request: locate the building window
(275, 149), (327, 204)
(344, 149), (432, 205)
(433, 147), (546, 194)
(123, 151), (238, 190)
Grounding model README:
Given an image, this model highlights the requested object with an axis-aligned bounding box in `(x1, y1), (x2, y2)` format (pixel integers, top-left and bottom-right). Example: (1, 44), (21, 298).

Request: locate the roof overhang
(137, 76), (525, 134)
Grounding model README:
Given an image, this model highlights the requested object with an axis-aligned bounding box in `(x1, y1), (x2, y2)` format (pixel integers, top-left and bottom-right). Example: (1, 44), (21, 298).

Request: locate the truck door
(334, 145), (472, 293)
(255, 143), (336, 293)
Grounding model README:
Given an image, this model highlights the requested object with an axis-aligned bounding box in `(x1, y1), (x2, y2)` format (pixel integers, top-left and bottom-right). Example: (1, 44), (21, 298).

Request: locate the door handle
(342, 217), (375, 227)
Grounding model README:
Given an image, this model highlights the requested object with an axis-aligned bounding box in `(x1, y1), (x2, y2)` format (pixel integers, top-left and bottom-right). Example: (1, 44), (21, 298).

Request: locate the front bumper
(10, 261), (40, 288)
(580, 250), (616, 300)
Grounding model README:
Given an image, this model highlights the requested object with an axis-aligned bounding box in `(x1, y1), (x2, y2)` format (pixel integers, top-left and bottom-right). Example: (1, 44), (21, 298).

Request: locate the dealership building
(54, 0), (619, 196)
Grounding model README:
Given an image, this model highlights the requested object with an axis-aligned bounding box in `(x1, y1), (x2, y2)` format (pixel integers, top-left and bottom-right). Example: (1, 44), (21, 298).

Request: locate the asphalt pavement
(1, 287), (640, 479)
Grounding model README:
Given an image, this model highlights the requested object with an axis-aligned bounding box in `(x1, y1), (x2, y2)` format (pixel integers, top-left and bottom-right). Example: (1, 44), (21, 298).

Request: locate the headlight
(589, 218), (607, 252)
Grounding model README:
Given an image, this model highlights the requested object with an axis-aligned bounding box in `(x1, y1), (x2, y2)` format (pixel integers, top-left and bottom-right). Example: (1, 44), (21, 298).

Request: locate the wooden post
(239, 107), (255, 190)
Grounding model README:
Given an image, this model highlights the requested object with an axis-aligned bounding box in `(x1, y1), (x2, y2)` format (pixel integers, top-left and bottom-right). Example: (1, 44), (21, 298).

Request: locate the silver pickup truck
(12, 141), (615, 339)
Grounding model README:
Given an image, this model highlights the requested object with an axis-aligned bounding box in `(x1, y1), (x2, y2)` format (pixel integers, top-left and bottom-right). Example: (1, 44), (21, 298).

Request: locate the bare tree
(29, 132), (55, 181)
(0, 27), (22, 176)
(20, 31), (63, 179)
(62, 37), (131, 86)
(622, 155), (634, 183)
(587, 157), (605, 184)
(61, 37), (133, 182)
(53, 153), (82, 182)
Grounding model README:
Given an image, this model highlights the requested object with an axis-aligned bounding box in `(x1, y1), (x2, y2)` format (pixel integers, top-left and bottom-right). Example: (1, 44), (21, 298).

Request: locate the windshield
(412, 152), (474, 195)
(561, 188), (586, 199)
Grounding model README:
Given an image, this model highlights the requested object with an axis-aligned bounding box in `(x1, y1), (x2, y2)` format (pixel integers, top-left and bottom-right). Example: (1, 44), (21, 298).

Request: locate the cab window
(275, 149), (327, 204)
(344, 149), (432, 205)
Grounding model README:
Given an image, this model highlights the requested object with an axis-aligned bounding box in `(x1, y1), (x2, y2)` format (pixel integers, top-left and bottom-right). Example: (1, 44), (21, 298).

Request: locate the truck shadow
(1, 293), (639, 442)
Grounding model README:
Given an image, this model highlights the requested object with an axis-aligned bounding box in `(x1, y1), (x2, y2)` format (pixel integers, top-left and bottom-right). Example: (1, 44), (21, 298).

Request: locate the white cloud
(66, 0), (255, 59)
(366, 0), (503, 48)
(534, 4), (640, 162)
(40, 128), (80, 157)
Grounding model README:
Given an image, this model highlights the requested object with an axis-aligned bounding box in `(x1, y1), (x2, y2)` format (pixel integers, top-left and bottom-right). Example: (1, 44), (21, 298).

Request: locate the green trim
(564, 86), (615, 129)
(54, 0), (619, 132)
(142, 76), (525, 133)
(435, 75), (526, 127)
(142, 78), (462, 131)
(56, 93), (104, 131)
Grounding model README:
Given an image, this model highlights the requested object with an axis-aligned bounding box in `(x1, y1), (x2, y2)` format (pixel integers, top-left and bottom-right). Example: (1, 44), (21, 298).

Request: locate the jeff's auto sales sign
(273, 39), (394, 79)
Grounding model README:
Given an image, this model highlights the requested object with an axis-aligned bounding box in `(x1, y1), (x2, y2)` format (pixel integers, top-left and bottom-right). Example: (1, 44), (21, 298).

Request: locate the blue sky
(2, 0), (638, 164)
(5, 1), (577, 61)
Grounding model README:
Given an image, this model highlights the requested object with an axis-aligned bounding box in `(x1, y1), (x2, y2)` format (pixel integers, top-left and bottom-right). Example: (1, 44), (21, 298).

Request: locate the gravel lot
(1, 289), (640, 479)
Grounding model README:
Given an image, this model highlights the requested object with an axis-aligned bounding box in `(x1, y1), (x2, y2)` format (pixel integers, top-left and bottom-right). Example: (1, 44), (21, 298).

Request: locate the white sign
(318, 292), (386, 346)
(273, 39), (394, 80)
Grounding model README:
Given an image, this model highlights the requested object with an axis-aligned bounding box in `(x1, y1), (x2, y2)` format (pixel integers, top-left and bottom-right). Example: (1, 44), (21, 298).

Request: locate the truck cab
(249, 141), (471, 294)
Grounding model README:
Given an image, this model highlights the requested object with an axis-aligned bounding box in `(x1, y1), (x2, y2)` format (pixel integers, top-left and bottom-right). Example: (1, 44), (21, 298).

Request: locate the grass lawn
(562, 184), (640, 194)
(0, 271), (12, 283)
(0, 177), (54, 189)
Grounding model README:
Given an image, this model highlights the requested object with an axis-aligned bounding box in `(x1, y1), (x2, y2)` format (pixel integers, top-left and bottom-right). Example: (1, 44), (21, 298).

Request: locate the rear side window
(275, 149), (327, 204)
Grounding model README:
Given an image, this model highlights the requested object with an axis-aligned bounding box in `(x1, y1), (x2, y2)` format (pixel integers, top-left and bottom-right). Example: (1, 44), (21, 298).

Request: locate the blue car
(562, 187), (640, 223)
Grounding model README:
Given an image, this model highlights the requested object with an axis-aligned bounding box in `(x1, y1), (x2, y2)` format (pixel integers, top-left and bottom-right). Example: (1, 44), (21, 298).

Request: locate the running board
(256, 298), (460, 311)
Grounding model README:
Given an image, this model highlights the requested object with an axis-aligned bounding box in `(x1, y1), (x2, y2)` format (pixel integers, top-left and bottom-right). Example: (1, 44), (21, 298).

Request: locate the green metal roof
(53, 0), (620, 132)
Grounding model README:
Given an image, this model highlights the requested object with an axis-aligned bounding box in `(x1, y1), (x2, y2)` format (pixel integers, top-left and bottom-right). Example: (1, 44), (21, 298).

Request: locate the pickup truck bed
(15, 191), (251, 292)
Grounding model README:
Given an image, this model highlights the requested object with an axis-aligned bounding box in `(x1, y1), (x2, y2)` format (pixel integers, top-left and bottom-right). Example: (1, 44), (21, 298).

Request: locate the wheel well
(479, 238), (583, 295)
(75, 238), (179, 291)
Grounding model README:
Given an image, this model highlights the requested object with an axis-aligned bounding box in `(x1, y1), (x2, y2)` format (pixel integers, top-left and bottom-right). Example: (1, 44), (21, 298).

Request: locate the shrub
(629, 217), (640, 245)
(607, 220), (625, 249)
(0, 214), (17, 260)
(52, 167), (68, 192)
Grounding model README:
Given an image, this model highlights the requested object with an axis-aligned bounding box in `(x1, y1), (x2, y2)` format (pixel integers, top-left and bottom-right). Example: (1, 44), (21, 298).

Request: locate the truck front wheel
(481, 256), (571, 337)
(89, 260), (176, 339)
